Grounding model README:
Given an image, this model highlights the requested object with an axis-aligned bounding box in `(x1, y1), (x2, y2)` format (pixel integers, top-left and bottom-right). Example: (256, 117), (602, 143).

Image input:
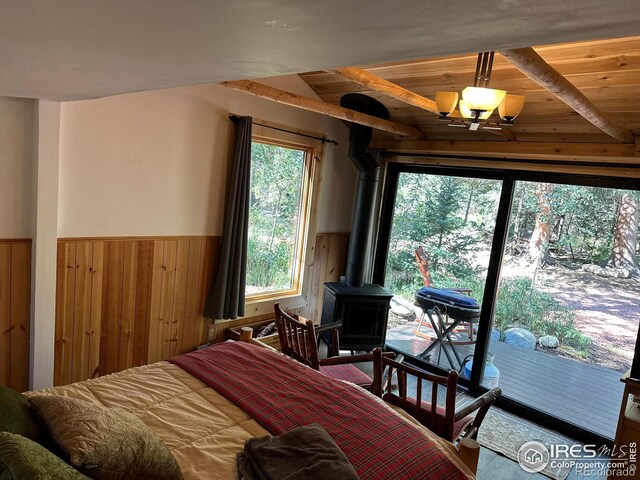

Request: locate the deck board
(387, 323), (624, 439)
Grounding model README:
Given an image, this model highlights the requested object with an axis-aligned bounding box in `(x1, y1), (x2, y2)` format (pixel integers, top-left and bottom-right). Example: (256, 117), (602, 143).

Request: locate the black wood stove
(320, 93), (392, 352)
(321, 282), (392, 351)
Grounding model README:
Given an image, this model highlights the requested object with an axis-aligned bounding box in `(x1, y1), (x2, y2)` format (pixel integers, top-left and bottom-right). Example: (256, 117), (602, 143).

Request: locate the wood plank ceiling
(299, 36), (640, 144)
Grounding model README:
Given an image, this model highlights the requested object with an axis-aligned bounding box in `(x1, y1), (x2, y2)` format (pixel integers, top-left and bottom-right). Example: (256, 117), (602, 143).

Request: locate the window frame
(243, 121), (323, 314)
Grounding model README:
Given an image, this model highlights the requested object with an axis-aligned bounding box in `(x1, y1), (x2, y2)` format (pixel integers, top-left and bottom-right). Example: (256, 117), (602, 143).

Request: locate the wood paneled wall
(300, 232), (350, 323)
(0, 240), (31, 392)
(55, 237), (218, 386)
(55, 232), (349, 386)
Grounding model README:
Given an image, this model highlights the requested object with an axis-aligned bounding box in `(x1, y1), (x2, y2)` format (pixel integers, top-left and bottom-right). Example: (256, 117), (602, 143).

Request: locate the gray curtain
(204, 116), (252, 320)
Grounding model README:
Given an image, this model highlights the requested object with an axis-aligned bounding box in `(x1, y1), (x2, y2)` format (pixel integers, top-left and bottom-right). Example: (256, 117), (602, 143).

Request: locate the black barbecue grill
(414, 287), (481, 369)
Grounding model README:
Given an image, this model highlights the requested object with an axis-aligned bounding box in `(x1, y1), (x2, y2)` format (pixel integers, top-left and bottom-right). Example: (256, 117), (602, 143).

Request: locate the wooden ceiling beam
(221, 79), (425, 139)
(330, 66), (446, 115)
(500, 47), (636, 144)
(329, 67), (518, 142)
(372, 139), (638, 159)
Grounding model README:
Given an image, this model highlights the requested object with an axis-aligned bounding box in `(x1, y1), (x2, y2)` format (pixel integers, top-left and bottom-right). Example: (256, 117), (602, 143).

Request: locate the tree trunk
(528, 182), (554, 265)
(463, 181), (476, 226)
(510, 185), (526, 254)
(607, 193), (639, 274)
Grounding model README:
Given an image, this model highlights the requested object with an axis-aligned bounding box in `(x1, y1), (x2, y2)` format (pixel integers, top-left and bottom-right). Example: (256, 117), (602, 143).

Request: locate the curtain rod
(229, 115), (338, 146)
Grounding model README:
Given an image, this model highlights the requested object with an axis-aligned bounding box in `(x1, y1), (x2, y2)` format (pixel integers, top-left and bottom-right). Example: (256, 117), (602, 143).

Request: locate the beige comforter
(27, 361), (474, 479)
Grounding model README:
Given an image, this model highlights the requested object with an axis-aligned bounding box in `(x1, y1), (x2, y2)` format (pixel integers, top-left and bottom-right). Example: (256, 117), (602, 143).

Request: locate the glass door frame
(373, 161), (640, 447)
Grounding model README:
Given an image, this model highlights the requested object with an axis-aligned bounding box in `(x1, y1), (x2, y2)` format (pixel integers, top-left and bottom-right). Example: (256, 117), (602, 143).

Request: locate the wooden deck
(386, 323), (624, 440)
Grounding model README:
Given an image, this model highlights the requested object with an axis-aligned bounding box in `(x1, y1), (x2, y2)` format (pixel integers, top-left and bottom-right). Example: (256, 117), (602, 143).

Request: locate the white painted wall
(30, 101), (61, 390)
(0, 98), (34, 239)
(58, 75), (355, 237)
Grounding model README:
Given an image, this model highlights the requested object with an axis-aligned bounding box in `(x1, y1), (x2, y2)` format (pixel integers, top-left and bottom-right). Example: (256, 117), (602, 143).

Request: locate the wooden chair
(415, 246), (472, 295)
(372, 348), (501, 443)
(274, 303), (376, 389)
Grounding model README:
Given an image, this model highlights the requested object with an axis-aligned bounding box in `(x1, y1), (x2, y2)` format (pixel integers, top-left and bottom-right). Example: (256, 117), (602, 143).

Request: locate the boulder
(582, 264), (632, 278)
(539, 335), (559, 348)
(504, 327), (537, 349)
(390, 296), (416, 319)
(490, 328), (501, 341)
(610, 267), (632, 278)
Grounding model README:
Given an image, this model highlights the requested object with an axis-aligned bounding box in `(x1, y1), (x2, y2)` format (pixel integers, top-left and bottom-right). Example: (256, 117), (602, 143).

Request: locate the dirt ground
(534, 265), (640, 372)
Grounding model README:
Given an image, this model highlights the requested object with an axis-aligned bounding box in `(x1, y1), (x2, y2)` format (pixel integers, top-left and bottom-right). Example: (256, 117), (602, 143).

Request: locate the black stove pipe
(340, 94), (389, 287)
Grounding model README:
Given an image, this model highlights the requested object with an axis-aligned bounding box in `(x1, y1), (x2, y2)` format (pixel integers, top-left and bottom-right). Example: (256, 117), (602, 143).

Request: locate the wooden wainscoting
(55, 237), (218, 386)
(55, 232), (349, 385)
(0, 239), (31, 392)
(300, 232), (349, 323)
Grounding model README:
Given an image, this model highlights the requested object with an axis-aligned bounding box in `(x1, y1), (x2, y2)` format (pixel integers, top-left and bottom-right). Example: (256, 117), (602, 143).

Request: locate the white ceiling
(1, 0), (638, 101)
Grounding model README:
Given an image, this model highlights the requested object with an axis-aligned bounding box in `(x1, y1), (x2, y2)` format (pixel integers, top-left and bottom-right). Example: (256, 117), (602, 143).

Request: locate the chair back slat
(399, 370), (407, 399)
(301, 329), (308, 358)
(291, 325), (299, 353)
(275, 302), (321, 370)
(416, 378), (422, 408)
(431, 382), (438, 417)
(415, 246), (434, 287)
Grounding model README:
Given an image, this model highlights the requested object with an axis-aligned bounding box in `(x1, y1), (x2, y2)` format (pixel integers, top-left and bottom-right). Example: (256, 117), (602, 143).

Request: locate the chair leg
(415, 312), (425, 334)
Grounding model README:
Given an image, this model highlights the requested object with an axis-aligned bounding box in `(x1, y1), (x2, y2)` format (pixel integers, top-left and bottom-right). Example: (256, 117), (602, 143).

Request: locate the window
(245, 132), (317, 301)
(374, 162), (640, 445)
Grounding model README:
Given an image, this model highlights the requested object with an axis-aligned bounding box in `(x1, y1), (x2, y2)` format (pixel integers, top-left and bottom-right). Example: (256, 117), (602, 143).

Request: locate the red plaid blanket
(170, 342), (471, 480)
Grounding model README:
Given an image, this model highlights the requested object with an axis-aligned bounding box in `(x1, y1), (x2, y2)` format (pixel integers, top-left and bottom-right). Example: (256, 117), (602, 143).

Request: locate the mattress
(26, 355), (474, 479)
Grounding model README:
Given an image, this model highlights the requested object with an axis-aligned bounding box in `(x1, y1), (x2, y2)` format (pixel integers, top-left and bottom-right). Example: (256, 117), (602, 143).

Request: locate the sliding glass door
(374, 163), (640, 444)
(482, 180), (640, 440)
(381, 170), (503, 372)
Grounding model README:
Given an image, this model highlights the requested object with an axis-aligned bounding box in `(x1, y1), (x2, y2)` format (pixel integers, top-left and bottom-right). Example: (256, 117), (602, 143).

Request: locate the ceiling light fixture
(436, 51), (525, 130)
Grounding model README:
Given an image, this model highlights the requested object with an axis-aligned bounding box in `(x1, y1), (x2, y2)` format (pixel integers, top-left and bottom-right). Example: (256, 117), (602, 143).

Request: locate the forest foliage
(246, 142), (304, 294)
(385, 173), (639, 352)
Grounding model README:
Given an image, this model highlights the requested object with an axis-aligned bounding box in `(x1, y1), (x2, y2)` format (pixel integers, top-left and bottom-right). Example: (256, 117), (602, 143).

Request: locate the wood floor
(386, 323), (624, 439)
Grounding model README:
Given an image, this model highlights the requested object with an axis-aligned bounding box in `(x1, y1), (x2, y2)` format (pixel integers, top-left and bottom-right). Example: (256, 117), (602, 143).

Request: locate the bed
(26, 341), (476, 480)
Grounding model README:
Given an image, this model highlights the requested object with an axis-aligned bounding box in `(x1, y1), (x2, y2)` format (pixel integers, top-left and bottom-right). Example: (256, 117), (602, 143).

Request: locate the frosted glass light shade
(498, 94), (526, 121)
(435, 91), (459, 116)
(462, 87), (507, 112)
(459, 100), (493, 120)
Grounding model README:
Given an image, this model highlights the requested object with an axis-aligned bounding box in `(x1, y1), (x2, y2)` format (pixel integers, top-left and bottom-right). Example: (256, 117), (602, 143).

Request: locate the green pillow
(29, 395), (183, 480)
(0, 386), (39, 441)
(0, 432), (90, 480)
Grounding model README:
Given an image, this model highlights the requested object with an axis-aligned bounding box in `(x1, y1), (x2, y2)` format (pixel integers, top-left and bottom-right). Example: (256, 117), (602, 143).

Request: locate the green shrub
(493, 277), (591, 351)
(246, 237), (292, 290)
